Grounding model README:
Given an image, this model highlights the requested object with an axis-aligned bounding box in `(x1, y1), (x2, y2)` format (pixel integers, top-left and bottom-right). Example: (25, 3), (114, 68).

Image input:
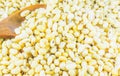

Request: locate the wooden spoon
(0, 4), (46, 39)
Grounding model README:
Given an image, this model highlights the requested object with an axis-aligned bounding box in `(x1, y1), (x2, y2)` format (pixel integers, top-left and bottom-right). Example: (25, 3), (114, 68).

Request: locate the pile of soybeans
(0, 0), (120, 76)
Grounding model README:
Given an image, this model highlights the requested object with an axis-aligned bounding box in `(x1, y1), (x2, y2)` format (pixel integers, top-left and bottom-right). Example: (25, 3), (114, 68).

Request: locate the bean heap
(0, 0), (120, 76)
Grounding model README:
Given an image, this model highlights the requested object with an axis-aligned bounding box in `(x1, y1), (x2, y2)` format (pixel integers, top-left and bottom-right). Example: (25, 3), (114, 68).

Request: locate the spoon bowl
(0, 4), (46, 39)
